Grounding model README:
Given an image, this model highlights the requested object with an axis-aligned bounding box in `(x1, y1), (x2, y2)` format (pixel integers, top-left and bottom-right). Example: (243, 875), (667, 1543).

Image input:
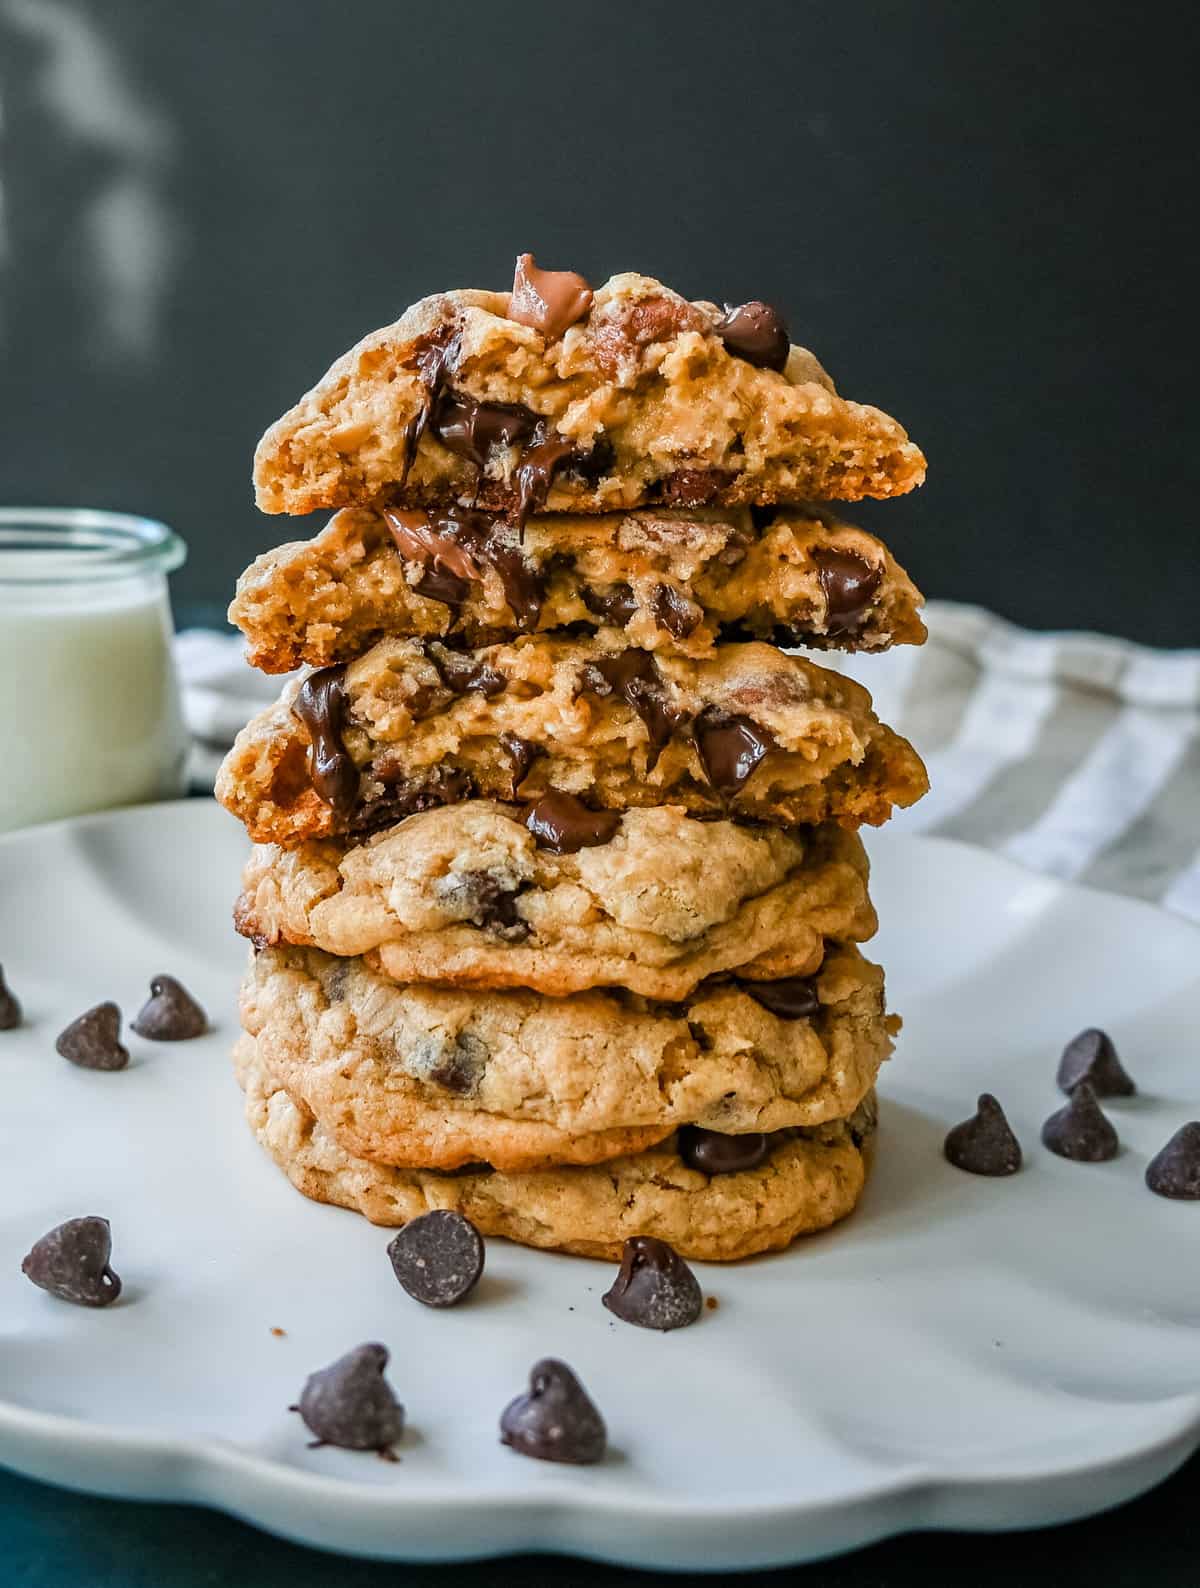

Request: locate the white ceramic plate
(1, 800), (1198, 1569)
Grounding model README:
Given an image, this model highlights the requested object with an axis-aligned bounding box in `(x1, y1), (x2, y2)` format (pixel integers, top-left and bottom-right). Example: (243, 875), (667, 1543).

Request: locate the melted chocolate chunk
(0, 964), (21, 1030)
(1041, 1081), (1120, 1162)
(388, 1210), (485, 1308)
(514, 433), (576, 530)
(649, 583), (700, 639)
(498, 732), (542, 799)
(715, 300), (790, 372)
(1145, 1123), (1200, 1199)
(419, 1030), (488, 1094)
(293, 1343), (404, 1455)
(429, 389), (540, 468)
(344, 768), (475, 839)
(450, 871), (529, 940)
(386, 507), (544, 629)
(580, 650), (686, 772)
(292, 665), (359, 818)
(55, 1002), (129, 1071)
(678, 1126), (771, 1175)
(430, 649), (507, 699)
(524, 791), (620, 854)
(131, 975), (208, 1041)
(508, 253), (593, 340)
(813, 548), (883, 635)
(693, 710), (774, 799)
(1056, 1028), (1136, 1097)
(943, 1094), (1022, 1176)
(22, 1216), (121, 1307)
(741, 976), (820, 1019)
(602, 1236), (703, 1332)
(660, 468), (732, 507)
(565, 435), (615, 485)
(400, 326), (460, 483)
(500, 1359), (606, 1465)
(581, 583), (639, 629)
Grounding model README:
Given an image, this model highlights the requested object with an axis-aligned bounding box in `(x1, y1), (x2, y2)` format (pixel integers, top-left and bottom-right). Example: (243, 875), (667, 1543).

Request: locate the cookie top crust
(239, 938), (893, 1172)
(253, 271), (925, 518)
(229, 503), (926, 673)
(215, 633), (929, 847)
(234, 806), (875, 999)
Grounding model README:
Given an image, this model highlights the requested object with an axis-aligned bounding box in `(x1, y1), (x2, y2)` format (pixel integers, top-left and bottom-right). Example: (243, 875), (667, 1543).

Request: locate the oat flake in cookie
(22, 1216), (122, 1307)
(132, 975), (208, 1040)
(293, 1342), (405, 1455)
(500, 1359), (606, 1465)
(387, 1210), (484, 1307)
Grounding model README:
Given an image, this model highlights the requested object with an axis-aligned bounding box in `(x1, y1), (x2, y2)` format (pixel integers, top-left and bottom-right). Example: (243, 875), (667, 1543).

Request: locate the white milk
(0, 531), (188, 833)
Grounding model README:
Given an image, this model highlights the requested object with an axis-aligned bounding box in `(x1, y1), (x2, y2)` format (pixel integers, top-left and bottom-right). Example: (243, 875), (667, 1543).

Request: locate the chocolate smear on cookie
(500, 1358), (606, 1465)
(580, 650), (686, 771)
(678, 1126), (771, 1175)
(388, 1210), (485, 1308)
(524, 791), (620, 854)
(0, 964), (21, 1030)
(715, 301), (790, 371)
(693, 710), (774, 799)
(944, 1093), (1022, 1176)
(399, 325), (461, 484)
(602, 1236), (702, 1332)
(741, 976), (821, 1019)
(132, 975), (208, 1041)
(293, 1343), (404, 1456)
(56, 1002), (129, 1071)
(1145, 1123), (1200, 1200)
(508, 253), (593, 340)
(22, 1216), (122, 1307)
(1056, 1027), (1136, 1097)
(386, 508), (544, 630)
(513, 432), (577, 531)
(814, 548), (883, 635)
(292, 664), (359, 819)
(1041, 1081), (1119, 1162)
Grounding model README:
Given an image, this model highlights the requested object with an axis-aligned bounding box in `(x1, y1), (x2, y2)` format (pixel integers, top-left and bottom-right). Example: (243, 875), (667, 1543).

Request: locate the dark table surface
(3, 1450), (1197, 1586)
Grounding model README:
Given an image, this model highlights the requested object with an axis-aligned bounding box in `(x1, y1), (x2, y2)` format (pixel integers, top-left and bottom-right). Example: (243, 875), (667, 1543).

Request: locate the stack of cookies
(217, 257), (929, 1261)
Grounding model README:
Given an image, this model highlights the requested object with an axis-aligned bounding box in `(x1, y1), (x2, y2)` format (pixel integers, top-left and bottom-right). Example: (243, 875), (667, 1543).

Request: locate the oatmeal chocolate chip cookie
(252, 269), (925, 519)
(238, 1038), (876, 1262)
(228, 503), (925, 674)
(234, 806), (876, 999)
(215, 633), (929, 847)
(237, 939), (895, 1172)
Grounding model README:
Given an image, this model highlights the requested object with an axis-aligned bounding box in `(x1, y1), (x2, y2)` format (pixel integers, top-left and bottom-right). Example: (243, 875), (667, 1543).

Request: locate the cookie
(253, 270), (925, 520)
(234, 807), (876, 999)
(229, 504), (926, 673)
(215, 633), (929, 847)
(236, 938), (895, 1171)
(238, 1039), (876, 1262)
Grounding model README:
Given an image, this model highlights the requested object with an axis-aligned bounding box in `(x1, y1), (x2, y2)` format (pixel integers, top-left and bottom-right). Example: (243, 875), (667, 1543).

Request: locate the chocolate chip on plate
(678, 1125), (770, 1175)
(500, 1358), (606, 1465)
(131, 975), (208, 1041)
(0, 964), (21, 1030)
(21, 1216), (122, 1307)
(1145, 1123), (1200, 1200)
(293, 1342), (405, 1455)
(55, 1003), (129, 1071)
(602, 1236), (703, 1332)
(1041, 1081), (1119, 1162)
(1056, 1028), (1135, 1098)
(943, 1094), (1022, 1176)
(387, 1210), (484, 1308)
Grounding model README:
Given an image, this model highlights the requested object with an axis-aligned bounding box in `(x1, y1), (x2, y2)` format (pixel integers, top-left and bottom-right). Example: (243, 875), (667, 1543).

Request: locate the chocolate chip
(602, 1236), (703, 1332)
(1041, 1082), (1119, 1162)
(429, 389), (540, 469)
(813, 548), (883, 636)
(943, 1094), (1022, 1176)
(56, 1002), (129, 1071)
(678, 1126), (770, 1174)
(0, 964), (21, 1030)
(581, 583), (639, 629)
(1056, 1028), (1136, 1097)
(293, 1342), (405, 1454)
(346, 767), (475, 838)
(387, 1210), (485, 1308)
(693, 710), (774, 799)
(508, 253), (594, 340)
(413, 1030), (488, 1095)
(580, 650), (686, 772)
(659, 467), (733, 507)
(131, 975), (207, 1041)
(715, 301), (790, 371)
(500, 1358), (606, 1465)
(649, 583), (700, 639)
(22, 1216), (121, 1307)
(1145, 1123), (1200, 1199)
(524, 792), (620, 854)
(292, 664), (359, 819)
(498, 732), (542, 799)
(741, 976), (820, 1019)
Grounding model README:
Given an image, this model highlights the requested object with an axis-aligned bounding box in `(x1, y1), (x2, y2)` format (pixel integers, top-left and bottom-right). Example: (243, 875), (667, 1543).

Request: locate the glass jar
(0, 508), (189, 833)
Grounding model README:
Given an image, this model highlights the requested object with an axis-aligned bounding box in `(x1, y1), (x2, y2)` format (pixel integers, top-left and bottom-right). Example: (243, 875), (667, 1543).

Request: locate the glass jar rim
(0, 507), (186, 584)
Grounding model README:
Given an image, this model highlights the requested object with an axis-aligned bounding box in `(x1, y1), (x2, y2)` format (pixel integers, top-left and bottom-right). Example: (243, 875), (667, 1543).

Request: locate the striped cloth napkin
(179, 604), (1200, 923)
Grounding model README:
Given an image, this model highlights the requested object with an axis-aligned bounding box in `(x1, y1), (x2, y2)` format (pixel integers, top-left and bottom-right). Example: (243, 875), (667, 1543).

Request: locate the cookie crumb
(705, 1295), (719, 1311)
(271, 1326), (287, 1337)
